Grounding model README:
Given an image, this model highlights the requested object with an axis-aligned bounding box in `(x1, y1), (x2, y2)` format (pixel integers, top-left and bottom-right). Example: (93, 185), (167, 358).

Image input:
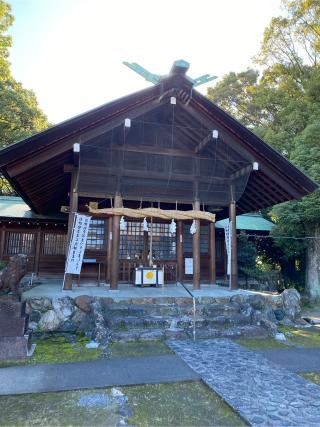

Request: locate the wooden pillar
(64, 168), (79, 290)
(143, 230), (148, 266)
(105, 218), (112, 283)
(176, 220), (184, 284)
(209, 222), (216, 284)
(229, 200), (238, 290)
(192, 200), (201, 290)
(110, 194), (122, 290)
(33, 226), (42, 277)
(0, 224), (6, 261)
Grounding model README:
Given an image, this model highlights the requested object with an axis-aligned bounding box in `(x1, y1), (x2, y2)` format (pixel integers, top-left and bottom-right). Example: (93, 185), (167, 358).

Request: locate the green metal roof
(215, 213), (274, 231)
(0, 196), (66, 221)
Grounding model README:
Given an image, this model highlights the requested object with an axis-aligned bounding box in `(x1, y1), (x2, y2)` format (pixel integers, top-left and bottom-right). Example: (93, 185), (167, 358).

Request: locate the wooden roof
(0, 66), (317, 219)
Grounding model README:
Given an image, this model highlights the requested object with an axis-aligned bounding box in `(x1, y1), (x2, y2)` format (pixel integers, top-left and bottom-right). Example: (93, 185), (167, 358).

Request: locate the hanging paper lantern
(169, 219), (176, 235)
(120, 216), (127, 231)
(143, 217), (149, 232)
(190, 220), (197, 235)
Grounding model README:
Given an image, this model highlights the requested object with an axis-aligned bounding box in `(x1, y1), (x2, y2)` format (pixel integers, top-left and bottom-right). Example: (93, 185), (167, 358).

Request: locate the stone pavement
(0, 355), (200, 395)
(167, 339), (320, 427)
(259, 347), (320, 373)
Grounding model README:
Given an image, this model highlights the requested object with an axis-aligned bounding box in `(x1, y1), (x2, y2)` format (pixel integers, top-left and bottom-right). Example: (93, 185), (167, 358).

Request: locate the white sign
(224, 221), (232, 276)
(185, 258), (193, 275)
(65, 214), (91, 275)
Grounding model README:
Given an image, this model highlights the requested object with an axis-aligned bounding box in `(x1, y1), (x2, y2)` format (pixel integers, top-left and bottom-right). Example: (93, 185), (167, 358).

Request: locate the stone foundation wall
(24, 289), (303, 343)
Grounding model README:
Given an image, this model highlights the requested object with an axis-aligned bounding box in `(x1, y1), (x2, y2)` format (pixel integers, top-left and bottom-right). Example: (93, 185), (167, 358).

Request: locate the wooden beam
(0, 224), (6, 261)
(194, 132), (213, 154)
(143, 230), (148, 266)
(106, 217), (112, 283)
(192, 199), (201, 290)
(209, 222), (216, 284)
(229, 201), (238, 290)
(63, 168), (79, 290)
(33, 226), (42, 277)
(110, 194), (122, 290)
(176, 220), (184, 283)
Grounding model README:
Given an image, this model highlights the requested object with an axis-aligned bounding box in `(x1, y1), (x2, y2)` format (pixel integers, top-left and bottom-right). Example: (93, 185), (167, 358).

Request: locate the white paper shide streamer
(119, 216), (127, 231)
(190, 220), (197, 235)
(169, 219), (176, 235)
(143, 217), (149, 232)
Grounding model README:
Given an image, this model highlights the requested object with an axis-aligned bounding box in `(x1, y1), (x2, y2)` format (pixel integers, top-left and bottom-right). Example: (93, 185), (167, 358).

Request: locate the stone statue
(0, 254), (28, 298)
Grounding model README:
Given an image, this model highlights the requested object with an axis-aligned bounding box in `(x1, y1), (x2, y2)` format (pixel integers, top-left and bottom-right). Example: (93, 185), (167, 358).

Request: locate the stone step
(105, 304), (193, 317)
(0, 316), (27, 337)
(0, 334), (34, 360)
(111, 327), (188, 342)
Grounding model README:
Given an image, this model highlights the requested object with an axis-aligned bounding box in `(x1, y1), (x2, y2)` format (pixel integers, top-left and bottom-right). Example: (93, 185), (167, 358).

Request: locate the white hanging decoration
(190, 220), (197, 235)
(143, 217), (149, 232)
(119, 216), (127, 231)
(169, 219), (176, 235)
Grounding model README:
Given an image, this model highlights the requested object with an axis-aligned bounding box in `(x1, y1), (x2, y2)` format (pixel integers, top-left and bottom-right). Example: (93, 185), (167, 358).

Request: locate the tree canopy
(0, 2), (48, 149)
(207, 0), (320, 298)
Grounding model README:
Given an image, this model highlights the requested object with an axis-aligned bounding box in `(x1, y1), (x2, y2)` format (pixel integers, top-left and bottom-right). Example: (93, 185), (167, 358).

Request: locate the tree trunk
(305, 224), (320, 302)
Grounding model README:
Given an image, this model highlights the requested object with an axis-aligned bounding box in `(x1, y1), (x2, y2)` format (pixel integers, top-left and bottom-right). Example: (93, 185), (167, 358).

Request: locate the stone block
(0, 316), (26, 336)
(74, 295), (93, 314)
(0, 334), (32, 360)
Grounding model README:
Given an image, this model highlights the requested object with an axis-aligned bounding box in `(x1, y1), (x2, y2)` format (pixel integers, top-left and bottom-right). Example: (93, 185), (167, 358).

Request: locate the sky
(8, 0), (283, 124)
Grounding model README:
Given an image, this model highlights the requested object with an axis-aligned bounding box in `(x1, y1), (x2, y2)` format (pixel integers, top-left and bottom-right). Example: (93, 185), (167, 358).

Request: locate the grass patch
(235, 337), (289, 350)
(277, 326), (320, 348)
(0, 383), (247, 427)
(302, 372), (320, 385)
(109, 340), (173, 359)
(123, 382), (247, 426)
(0, 337), (173, 368)
(0, 334), (102, 368)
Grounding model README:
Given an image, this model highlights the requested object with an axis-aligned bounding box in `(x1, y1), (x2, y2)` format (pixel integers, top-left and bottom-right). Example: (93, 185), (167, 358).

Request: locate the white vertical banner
(65, 214), (91, 275)
(224, 221), (232, 276)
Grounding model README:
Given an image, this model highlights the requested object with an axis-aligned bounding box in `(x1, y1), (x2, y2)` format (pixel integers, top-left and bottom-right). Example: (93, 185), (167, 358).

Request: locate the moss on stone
(278, 326), (320, 347)
(0, 334), (102, 368)
(123, 381), (247, 426)
(109, 340), (173, 359)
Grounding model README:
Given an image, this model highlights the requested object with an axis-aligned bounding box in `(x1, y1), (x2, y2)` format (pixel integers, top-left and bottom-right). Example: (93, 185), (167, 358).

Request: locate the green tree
(0, 0), (49, 194)
(207, 0), (320, 300)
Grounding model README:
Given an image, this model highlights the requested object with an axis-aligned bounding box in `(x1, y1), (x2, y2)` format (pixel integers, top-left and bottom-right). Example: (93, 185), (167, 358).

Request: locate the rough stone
(74, 295), (93, 313)
(248, 294), (265, 310)
(282, 288), (301, 319)
(27, 297), (52, 312)
(71, 308), (94, 332)
(38, 310), (60, 331)
(91, 298), (111, 345)
(29, 310), (41, 323)
(0, 254), (28, 296)
(274, 308), (285, 321)
(52, 297), (75, 322)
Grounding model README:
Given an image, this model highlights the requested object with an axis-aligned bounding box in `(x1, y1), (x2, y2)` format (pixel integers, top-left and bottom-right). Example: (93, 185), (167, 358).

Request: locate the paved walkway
(259, 347), (320, 373)
(167, 339), (320, 427)
(0, 355), (200, 395)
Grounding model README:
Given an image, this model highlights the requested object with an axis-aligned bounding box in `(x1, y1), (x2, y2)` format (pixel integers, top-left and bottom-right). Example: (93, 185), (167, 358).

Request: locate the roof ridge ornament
(123, 60), (217, 87)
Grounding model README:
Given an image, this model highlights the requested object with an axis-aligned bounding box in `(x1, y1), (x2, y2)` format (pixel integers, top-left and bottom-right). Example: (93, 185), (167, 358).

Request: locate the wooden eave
(0, 73), (317, 216)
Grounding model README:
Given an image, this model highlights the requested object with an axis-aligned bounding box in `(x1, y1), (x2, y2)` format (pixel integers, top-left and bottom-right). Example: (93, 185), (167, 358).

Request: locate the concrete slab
(0, 355), (200, 395)
(258, 347), (320, 373)
(23, 279), (256, 301)
(23, 280), (191, 300)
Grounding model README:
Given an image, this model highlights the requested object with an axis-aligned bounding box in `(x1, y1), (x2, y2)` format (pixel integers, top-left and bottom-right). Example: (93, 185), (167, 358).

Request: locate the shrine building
(0, 61), (317, 291)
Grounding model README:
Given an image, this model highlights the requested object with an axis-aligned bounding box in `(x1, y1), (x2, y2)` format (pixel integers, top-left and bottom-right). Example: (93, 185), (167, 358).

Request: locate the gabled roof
(0, 63), (317, 217)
